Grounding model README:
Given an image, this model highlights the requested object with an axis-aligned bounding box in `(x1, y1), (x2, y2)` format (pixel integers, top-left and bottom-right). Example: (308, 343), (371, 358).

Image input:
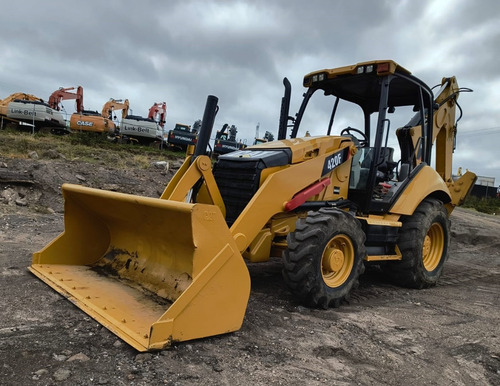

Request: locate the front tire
(282, 208), (366, 309)
(388, 198), (450, 288)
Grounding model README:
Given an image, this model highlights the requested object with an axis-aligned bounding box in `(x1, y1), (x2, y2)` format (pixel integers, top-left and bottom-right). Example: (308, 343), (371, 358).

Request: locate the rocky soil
(1, 153), (499, 385)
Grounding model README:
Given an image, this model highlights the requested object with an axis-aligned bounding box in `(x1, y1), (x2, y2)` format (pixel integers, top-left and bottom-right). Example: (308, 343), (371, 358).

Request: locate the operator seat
(355, 147), (396, 188)
(377, 147), (396, 181)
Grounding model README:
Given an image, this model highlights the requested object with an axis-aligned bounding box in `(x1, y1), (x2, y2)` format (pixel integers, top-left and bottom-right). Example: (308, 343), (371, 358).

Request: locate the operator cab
(288, 61), (435, 214)
(348, 145), (396, 190)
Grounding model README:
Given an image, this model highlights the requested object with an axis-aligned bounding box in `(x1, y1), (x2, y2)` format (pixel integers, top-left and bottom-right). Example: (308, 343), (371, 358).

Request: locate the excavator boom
(102, 98), (130, 120)
(148, 102), (167, 128)
(48, 86), (84, 112)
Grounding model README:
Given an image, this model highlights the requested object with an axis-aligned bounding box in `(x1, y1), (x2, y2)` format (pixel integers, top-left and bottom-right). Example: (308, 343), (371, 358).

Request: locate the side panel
(167, 130), (198, 147)
(70, 114), (114, 133)
(390, 166), (451, 216)
(120, 119), (161, 139)
(7, 102), (66, 128)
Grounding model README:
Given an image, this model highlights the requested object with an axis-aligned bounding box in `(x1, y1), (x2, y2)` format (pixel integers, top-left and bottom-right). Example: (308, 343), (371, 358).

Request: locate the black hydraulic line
(193, 95), (219, 161)
(296, 199), (357, 212)
(456, 102), (463, 123)
(190, 95), (219, 203)
(291, 88), (313, 139)
(327, 97), (340, 136)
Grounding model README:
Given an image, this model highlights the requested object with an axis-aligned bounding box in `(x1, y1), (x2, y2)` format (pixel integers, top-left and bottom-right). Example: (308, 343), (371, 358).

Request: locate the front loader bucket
(30, 184), (251, 352)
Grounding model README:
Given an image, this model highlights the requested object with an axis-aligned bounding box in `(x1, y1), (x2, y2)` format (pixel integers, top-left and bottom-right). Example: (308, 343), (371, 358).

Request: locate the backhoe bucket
(30, 183), (251, 352)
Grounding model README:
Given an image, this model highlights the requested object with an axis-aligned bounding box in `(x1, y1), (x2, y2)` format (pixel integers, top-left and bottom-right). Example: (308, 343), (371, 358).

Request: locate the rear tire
(282, 208), (366, 309)
(387, 198), (450, 288)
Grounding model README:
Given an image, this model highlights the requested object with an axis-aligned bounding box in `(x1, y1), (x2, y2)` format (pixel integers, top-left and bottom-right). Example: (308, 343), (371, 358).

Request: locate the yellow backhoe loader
(30, 60), (476, 351)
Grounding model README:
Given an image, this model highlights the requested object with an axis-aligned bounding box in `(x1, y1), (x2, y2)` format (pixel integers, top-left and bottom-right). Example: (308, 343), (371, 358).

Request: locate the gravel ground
(1, 155), (499, 385)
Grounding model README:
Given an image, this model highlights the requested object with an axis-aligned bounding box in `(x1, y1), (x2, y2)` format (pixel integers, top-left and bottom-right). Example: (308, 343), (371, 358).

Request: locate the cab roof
(303, 60), (433, 113)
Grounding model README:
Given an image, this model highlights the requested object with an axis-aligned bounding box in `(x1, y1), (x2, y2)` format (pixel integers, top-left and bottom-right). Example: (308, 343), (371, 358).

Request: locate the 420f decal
(321, 147), (350, 176)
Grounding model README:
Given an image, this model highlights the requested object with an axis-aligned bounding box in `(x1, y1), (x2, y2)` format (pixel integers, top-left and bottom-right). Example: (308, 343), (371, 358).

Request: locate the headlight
(304, 72), (327, 86)
(312, 72), (327, 82)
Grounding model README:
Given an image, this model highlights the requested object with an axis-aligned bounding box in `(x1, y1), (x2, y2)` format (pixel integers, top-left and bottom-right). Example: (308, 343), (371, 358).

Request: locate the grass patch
(0, 127), (184, 168)
(462, 195), (500, 215)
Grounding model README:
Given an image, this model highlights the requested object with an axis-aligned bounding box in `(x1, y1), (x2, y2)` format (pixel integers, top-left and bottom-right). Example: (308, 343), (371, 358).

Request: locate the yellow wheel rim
(422, 222), (444, 272)
(321, 234), (354, 287)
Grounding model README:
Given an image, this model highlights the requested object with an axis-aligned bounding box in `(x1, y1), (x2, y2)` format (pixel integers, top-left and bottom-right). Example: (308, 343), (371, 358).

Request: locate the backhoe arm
(432, 77), (459, 183)
(432, 77), (477, 208)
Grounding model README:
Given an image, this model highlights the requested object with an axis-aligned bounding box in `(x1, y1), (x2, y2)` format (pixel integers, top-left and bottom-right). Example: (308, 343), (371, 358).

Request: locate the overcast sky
(1, 0), (499, 185)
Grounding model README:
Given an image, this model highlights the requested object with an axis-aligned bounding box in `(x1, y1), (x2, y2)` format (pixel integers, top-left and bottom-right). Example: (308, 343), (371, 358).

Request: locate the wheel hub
(321, 235), (354, 288)
(325, 249), (345, 273)
(423, 235), (431, 258)
(422, 222), (444, 272)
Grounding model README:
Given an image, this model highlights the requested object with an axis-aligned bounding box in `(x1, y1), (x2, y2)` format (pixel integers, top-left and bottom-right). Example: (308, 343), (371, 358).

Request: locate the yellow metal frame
(161, 155), (226, 218)
(390, 166), (451, 216)
(357, 215), (403, 262)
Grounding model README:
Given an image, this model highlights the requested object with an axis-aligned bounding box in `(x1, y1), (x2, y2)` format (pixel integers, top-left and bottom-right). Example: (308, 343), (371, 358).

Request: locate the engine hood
(248, 135), (353, 163)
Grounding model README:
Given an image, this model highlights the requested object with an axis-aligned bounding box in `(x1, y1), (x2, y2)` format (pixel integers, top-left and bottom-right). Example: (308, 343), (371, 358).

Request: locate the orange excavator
(70, 97), (128, 134)
(48, 86), (83, 112)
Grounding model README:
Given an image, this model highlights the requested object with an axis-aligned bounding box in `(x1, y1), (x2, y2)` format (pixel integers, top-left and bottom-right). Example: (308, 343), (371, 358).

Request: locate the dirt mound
(0, 156), (181, 214)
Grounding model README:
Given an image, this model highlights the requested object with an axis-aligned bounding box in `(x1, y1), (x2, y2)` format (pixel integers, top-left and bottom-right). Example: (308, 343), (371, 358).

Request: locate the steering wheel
(341, 127), (368, 147)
